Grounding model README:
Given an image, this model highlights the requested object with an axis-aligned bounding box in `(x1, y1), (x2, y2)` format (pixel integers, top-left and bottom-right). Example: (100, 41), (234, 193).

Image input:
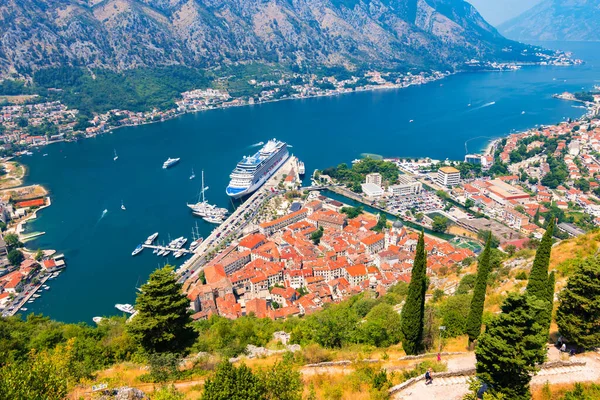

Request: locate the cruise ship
(226, 139), (289, 198)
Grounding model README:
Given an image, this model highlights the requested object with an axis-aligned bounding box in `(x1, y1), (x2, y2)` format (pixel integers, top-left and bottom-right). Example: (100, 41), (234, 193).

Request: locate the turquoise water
(20, 42), (599, 323)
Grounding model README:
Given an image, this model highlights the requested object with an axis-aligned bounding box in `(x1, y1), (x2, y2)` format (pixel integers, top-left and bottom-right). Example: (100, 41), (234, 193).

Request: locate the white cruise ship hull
(226, 151), (289, 198)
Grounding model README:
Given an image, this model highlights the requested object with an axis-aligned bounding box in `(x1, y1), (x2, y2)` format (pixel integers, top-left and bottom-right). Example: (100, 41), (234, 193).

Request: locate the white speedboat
(203, 215), (224, 224)
(146, 232), (159, 244)
(131, 244), (143, 256)
(121, 200), (126, 211)
(113, 149), (118, 161)
(190, 168), (195, 180)
(162, 158), (180, 169)
(115, 304), (135, 314)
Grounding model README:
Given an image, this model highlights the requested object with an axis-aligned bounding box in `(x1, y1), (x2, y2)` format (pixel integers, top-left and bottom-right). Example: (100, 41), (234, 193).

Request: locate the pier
(141, 244), (192, 254)
(5, 274), (50, 317)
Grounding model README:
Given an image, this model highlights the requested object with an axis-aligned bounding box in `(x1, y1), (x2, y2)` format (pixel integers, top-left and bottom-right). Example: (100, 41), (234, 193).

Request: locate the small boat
(190, 168), (196, 180)
(33, 294), (41, 298)
(93, 317), (104, 324)
(153, 247), (159, 254)
(174, 250), (184, 259)
(298, 161), (305, 176)
(121, 200), (126, 211)
(162, 158), (180, 169)
(162, 250), (170, 257)
(20, 308), (28, 311)
(409, 119), (414, 123)
(131, 244), (143, 256)
(115, 304), (135, 314)
(113, 149), (118, 161)
(203, 215), (224, 224)
(146, 232), (159, 245)
(521, 111), (526, 115)
(27, 300), (34, 303)
(43, 153), (48, 156)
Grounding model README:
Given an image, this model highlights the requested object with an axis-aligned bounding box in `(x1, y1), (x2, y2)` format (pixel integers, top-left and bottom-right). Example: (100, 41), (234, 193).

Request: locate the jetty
(141, 244), (192, 254)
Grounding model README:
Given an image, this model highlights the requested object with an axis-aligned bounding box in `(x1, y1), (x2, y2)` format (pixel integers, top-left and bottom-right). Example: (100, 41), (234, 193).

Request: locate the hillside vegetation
(2, 229), (600, 399)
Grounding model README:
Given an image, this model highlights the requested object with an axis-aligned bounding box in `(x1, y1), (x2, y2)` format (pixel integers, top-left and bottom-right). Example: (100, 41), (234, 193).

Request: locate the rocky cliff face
(499, 0), (600, 42)
(0, 0), (527, 77)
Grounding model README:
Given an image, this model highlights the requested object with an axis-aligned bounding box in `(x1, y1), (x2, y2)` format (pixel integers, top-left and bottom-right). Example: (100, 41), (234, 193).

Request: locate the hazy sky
(466, 0), (543, 26)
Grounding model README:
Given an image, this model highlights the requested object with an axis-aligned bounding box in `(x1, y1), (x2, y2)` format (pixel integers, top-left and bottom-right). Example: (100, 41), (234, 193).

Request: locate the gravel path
(392, 351), (600, 400)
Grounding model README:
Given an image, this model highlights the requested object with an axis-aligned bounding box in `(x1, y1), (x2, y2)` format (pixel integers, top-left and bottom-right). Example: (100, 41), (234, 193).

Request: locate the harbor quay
(177, 156), (302, 284)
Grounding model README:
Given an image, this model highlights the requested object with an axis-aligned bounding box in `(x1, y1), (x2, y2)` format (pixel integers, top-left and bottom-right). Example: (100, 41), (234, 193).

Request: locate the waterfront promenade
(178, 156), (300, 285)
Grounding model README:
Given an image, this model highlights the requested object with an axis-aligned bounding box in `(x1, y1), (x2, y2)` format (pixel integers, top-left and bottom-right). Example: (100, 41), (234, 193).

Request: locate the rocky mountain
(0, 0), (534, 77)
(499, 0), (600, 42)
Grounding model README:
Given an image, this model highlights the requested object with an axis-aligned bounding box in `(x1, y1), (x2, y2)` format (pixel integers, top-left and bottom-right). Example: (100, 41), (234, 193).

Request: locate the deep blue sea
(20, 42), (600, 323)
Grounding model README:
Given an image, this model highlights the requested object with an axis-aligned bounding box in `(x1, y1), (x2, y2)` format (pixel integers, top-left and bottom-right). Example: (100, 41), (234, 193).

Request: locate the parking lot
(385, 191), (445, 216)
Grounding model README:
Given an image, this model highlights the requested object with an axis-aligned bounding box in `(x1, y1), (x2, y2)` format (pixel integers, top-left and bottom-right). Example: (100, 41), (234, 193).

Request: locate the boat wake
(100, 209), (108, 220)
(249, 141), (264, 148)
(470, 101), (496, 111)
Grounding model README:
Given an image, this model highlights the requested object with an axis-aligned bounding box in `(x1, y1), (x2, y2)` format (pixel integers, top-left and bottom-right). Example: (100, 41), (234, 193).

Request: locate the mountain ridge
(499, 0), (600, 42)
(0, 0), (538, 78)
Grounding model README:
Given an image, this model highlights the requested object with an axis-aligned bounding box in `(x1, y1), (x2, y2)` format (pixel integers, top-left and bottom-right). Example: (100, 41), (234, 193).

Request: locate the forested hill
(499, 0), (600, 42)
(1, 0), (540, 78)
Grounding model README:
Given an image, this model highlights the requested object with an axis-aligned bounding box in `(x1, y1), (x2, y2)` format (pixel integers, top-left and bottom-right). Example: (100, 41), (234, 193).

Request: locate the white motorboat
(115, 304), (135, 314)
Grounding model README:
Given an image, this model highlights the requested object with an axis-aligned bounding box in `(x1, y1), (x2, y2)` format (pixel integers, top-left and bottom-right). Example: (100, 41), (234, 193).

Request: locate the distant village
(0, 68), (506, 155)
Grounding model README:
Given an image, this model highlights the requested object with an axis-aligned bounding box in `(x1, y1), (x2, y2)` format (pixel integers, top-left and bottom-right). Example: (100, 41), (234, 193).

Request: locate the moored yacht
(162, 158), (180, 169)
(115, 304), (135, 314)
(131, 244), (143, 256)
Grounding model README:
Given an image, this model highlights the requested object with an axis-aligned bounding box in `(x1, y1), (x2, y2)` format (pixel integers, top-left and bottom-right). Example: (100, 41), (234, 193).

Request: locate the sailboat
(189, 222), (203, 251)
(190, 168), (196, 180)
(187, 170), (213, 216)
(121, 200), (126, 211)
(113, 149), (118, 161)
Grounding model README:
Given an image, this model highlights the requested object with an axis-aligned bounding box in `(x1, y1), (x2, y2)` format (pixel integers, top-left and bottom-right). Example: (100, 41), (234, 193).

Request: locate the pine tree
(475, 293), (547, 400)
(465, 234), (492, 346)
(401, 232), (428, 355)
(127, 266), (197, 354)
(526, 218), (555, 299)
(556, 258), (600, 350)
(202, 361), (265, 400)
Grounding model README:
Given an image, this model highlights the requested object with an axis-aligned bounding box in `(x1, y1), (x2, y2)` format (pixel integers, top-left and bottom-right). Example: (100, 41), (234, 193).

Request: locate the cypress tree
(546, 271), (556, 307)
(542, 271), (556, 335)
(556, 258), (600, 350)
(526, 217), (555, 300)
(475, 293), (547, 400)
(127, 265), (197, 354)
(401, 232), (428, 355)
(465, 234), (492, 346)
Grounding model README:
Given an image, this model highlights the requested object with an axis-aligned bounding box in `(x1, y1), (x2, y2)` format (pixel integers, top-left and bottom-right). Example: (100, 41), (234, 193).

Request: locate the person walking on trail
(425, 368), (433, 385)
(437, 353), (441, 362)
